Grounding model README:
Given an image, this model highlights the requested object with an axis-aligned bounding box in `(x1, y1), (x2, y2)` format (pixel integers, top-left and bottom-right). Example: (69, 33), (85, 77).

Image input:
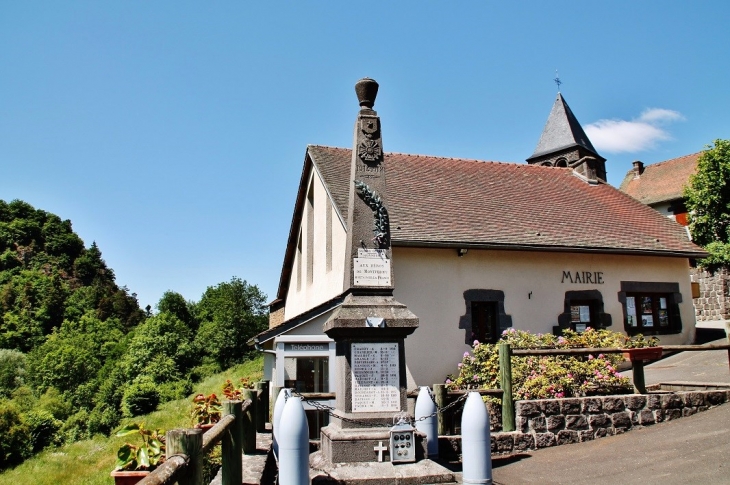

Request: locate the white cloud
(585, 108), (684, 154)
(638, 108), (684, 124)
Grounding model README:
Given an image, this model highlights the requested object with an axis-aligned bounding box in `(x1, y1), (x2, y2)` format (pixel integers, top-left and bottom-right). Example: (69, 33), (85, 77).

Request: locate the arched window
(555, 158), (568, 167)
(541, 161), (553, 167)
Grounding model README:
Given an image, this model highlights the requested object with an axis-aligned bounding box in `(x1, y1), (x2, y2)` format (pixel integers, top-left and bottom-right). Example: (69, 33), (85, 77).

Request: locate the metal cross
(554, 70), (562, 92)
(374, 441), (388, 462)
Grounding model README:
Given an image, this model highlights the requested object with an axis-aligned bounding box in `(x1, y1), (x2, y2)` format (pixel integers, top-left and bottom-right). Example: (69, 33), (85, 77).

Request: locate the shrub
(87, 405), (121, 436)
(447, 328), (650, 400)
(189, 359), (221, 383)
(158, 379), (192, 402)
(122, 379), (160, 417)
(0, 400), (32, 469)
(60, 409), (91, 443)
(24, 409), (62, 452)
(37, 387), (72, 421)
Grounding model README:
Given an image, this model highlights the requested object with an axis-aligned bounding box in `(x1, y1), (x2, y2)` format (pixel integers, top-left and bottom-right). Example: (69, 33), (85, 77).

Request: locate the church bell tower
(527, 93), (607, 182)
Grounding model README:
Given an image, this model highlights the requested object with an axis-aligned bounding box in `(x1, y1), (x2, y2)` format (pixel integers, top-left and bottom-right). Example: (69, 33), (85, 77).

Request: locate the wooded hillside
(0, 199), (268, 469)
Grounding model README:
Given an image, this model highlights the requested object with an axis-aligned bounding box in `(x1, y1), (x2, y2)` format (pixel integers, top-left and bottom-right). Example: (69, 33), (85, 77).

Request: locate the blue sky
(2, 2), (729, 309)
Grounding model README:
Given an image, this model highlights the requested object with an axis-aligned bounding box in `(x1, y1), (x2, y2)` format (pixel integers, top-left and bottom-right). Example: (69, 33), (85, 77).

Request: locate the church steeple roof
(527, 93), (600, 161)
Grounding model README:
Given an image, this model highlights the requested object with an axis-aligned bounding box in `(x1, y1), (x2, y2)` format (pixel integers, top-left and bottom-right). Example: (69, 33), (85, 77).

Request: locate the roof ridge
(308, 144), (350, 150)
(310, 144), (521, 165)
(645, 151), (702, 168)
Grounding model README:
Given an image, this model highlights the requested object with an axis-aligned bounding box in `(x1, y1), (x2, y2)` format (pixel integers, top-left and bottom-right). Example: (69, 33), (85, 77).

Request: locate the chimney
(633, 160), (644, 176)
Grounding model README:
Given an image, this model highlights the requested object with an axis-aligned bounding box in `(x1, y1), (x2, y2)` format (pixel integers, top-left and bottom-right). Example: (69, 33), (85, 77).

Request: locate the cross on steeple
(554, 70), (562, 92)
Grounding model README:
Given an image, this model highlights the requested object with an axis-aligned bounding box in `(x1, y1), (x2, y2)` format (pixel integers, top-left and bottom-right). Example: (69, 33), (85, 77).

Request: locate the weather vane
(554, 70), (562, 92)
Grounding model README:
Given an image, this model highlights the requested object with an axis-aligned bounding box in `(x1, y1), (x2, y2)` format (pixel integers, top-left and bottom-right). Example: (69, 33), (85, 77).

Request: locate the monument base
(310, 455), (456, 484)
(320, 425), (427, 465)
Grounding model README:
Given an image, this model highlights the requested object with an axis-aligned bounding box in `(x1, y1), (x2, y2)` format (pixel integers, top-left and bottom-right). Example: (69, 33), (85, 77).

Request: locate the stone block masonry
(503, 390), (729, 452)
(690, 267), (730, 323)
(439, 390), (730, 458)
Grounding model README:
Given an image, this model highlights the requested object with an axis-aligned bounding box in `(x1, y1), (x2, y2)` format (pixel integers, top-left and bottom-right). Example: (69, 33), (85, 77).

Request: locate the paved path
(630, 340), (730, 386)
(489, 402), (730, 485)
(485, 342), (730, 485)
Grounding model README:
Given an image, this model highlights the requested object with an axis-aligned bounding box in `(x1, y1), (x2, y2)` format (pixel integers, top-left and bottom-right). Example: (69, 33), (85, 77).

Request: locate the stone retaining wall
(690, 267), (730, 322)
(439, 390), (729, 458)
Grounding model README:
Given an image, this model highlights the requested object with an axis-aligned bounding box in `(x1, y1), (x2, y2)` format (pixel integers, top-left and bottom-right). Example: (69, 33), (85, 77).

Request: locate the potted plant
(111, 422), (166, 485)
(222, 377), (256, 401)
(191, 393), (221, 430)
(623, 334), (662, 362)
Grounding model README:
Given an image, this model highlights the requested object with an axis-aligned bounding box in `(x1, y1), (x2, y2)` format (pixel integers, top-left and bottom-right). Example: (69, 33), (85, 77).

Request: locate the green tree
(73, 242), (114, 286)
(193, 277), (267, 369)
(27, 331), (101, 400)
(157, 291), (196, 331)
(120, 312), (197, 385)
(685, 139), (730, 269)
(0, 349), (26, 398)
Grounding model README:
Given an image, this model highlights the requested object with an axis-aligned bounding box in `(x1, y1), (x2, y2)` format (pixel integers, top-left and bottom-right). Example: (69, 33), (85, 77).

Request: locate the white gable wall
(284, 168), (347, 320)
(649, 201), (674, 218)
(392, 247), (696, 387)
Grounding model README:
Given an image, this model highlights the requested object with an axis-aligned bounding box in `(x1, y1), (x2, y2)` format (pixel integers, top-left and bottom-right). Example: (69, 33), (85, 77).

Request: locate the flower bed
(447, 328), (658, 400)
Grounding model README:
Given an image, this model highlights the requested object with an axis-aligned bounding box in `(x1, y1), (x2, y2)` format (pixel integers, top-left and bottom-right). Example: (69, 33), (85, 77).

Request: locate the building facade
(251, 90), (706, 435)
(619, 151), (730, 329)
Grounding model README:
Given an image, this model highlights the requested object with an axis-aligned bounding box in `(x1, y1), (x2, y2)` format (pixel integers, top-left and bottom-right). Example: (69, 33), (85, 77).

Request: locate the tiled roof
(527, 93), (602, 161)
(308, 145), (703, 256)
(619, 153), (700, 206)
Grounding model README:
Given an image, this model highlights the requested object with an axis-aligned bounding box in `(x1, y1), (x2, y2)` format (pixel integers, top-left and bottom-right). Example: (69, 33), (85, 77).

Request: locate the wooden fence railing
(136, 342), (727, 480)
(495, 341), (730, 431)
(136, 399), (254, 485)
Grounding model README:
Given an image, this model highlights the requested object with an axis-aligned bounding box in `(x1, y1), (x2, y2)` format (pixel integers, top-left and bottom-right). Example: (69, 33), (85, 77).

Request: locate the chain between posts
(289, 388), (469, 428)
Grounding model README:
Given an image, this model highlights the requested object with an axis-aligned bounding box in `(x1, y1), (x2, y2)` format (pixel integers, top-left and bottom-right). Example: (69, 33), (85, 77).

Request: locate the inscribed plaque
(353, 258), (391, 286)
(358, 248), (387, 260)
(351, 343), (400, 412)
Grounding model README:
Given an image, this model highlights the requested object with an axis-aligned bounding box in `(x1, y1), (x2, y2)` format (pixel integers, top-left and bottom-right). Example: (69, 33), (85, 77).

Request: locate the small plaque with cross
(374, 441), (388, 462)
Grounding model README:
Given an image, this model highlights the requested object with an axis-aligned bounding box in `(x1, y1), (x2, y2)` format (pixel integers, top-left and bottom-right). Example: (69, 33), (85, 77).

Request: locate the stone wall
(268, 306), (285, 328)
(691, 267), (730, 322)
(439, 390), (729, 458)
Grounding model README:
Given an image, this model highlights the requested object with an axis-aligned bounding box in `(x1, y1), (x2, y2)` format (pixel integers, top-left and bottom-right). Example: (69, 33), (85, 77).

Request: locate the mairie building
(249, 89), (706, 436)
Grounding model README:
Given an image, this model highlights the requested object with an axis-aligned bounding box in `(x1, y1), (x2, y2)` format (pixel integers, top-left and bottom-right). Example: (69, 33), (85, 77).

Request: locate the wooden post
(272, 385), (282, 414)
(433, 384), (447, 435)
(167, 428), (203, 485)
(256, 380), (269, 432)
(221, 401), (243, 485)
(241, 390), (257, 454)
(498, 343), (515, 432)
(632, 359), (647, 394)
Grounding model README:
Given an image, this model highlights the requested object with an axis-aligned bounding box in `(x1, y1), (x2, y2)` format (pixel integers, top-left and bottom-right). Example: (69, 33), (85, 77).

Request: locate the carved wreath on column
(354, 180), (390, 248)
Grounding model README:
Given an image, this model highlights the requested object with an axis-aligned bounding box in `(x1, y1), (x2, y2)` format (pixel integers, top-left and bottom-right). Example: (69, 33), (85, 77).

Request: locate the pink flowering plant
(447, 328), (656, 400)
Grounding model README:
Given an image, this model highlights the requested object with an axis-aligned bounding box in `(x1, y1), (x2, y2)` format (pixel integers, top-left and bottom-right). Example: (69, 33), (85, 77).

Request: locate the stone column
(319, 78), (421, 464)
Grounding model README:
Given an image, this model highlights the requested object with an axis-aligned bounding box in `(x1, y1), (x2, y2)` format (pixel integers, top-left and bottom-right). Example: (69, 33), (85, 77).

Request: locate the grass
(0, 356), (263, 485)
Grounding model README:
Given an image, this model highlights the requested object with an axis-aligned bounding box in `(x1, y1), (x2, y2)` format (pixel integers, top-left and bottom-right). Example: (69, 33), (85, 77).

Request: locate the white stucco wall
(392, 247), (696, 387)
(284, 169), (347, 319)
